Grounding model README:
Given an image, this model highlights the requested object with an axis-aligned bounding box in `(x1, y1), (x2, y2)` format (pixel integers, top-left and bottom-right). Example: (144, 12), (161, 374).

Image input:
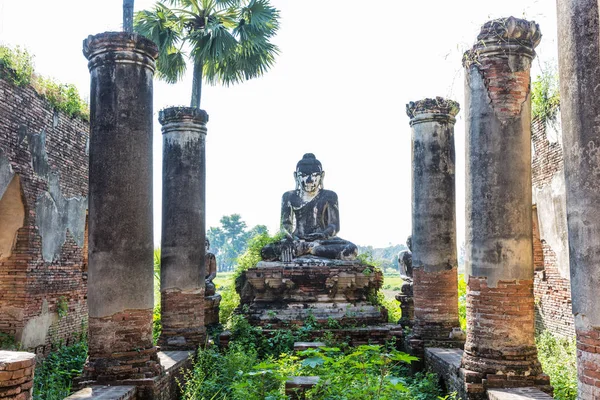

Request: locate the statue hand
(305, 232), (326, 240)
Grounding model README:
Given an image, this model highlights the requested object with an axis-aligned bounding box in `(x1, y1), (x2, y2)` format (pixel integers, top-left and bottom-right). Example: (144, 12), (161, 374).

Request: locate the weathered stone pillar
(158, 107), (208, 349)
(556, 1), (600, 397)
(406, 98), (462, 350)
(82, 32), (161, 380)
(461, 18), (550, 397)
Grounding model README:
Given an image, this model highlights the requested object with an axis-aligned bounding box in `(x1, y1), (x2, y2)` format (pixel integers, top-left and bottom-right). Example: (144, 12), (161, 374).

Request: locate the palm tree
(134, 0), (280, 108)
(124, 0), (135, 32)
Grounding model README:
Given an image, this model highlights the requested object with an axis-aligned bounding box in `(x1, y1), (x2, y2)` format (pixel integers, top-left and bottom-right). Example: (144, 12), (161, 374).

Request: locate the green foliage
(153, 302), (162, 345)
(0, 45), (89, 120)
(153, 248), (162, 344)
(357, 244), (407, 272)
(33, 340), (88, 400)
(181, 344), (286, 400)
(380, 293), (402, 324)
(531, 64), (560, 125)
(536, 331), (577, 400)
(457, 274), (467, 331)
(382, 276), (404, 291)
(0, 45), (34, 85)
(235, 230), (283, 276)
(34, 76), (89, 120)
(357, 250), (380, 267)
(219, 230), (282, 324)
(208, 214), (268, 271)
(228, 314), (307, 359)
(57, 296), (68, 319)
(182, 336), (447, 400)
(0, 332), (17, 350)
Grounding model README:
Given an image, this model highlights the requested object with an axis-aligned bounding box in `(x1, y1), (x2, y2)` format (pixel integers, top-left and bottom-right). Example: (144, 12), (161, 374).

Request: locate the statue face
(295, 165), (323, 194)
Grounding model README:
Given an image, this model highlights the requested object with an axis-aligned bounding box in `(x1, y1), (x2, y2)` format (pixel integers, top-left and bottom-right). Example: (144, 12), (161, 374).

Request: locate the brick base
(461, 277), (550, 398)
(0, 351), (36, 400)
(463, 277), (542, 376)
(412, 268), (461, 341)
(204, 294), (221, 326)
(159, 289), (205, 350)
(576, 328), (600, 399)
(85, 309), (161, 381)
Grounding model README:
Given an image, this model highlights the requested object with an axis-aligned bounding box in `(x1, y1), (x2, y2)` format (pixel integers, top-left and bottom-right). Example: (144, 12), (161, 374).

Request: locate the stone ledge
(65, 385), (136, 400)
(487, 387), (553, 400)
(75, 351), (194, 400)
(425, 348), (465, 398)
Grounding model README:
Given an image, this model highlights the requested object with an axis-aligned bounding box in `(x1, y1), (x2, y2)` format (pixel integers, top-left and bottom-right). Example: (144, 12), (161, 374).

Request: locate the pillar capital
(406, 97), (460, 126)
(83, 32), (158, 72)
(463, 17), (541, 67)
(159, 106), (209, 136)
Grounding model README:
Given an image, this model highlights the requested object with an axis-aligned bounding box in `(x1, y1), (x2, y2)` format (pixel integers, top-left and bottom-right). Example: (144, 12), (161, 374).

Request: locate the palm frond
(156, 49), (188, 83)
(135, 0), (281, 102)
(239, 0), (280, 33)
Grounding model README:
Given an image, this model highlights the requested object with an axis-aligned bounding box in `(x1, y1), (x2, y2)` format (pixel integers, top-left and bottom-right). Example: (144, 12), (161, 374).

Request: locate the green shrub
(153, 302), (162, 345)
(33, 340), (88, 400)
(181, 339), (447, 400)
(531, 64), (560, 125)
(457, 274), (467, 331)
(0, 45), (34, 86)
(0, 332), (17, 350)
(181, 344), (286, 400)
(0, 44), (89, 120)
(219, 231), (283, 325)
(536, 331), (577, 400)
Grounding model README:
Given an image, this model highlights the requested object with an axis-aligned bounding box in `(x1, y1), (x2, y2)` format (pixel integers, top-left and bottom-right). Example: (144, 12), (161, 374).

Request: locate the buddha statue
(205, 238), (217, 296)
(261, 153), (358, 262)
(398, 235), (413, 282)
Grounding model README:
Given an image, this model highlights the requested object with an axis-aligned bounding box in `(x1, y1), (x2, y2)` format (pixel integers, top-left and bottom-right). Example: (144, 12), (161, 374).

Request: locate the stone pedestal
(557, 1), (600, 397)
(158, 107), (208, 350)
(395, 281), (414, 328)
(82, 32), (161, 380)
(204, 294), (221, 326)
(461, 17), (550, 398)
(406, 97), (462, 349)
(236, 258), (387, 327)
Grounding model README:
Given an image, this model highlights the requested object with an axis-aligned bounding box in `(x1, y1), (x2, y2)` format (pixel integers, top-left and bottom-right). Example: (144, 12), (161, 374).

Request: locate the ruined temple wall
(0, 73), (89, 353)
(530, 117), (574, 338)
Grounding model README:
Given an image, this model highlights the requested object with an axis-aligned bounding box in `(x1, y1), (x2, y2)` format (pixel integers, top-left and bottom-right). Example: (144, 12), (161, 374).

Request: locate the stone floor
(65, 385), (136, 400)
(488, 387), (554, 400)
(69, 350), (194, 400)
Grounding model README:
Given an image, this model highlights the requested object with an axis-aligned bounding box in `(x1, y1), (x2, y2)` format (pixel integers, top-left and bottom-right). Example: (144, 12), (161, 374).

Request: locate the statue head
(406, 235), (412, 252)
(294, 153), (324, 194)
(205, 238), (210, 251)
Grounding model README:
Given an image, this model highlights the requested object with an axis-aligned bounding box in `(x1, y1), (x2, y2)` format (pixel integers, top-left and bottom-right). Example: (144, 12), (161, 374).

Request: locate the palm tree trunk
(123, 0), (134, 33)
(191, 58), (204, 108)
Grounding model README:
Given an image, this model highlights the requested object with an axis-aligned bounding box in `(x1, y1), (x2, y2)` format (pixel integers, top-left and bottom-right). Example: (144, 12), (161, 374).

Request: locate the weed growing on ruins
(216, 231), (283, 324)
(0, 45), (89, 120)
(531, 63), (560, 126)
(0, 45), (34, 85)
(181, 337), (449, 400)
(57, 296), (69, 319)
(457, 274), (467, 331)
(32, 340), (87, 400)
(0, 333), (17, 350)
(536, 331), (576, 400)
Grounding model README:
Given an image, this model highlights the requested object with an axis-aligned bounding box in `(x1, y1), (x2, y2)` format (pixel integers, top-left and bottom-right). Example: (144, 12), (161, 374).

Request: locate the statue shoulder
(321, 189), (339, 202)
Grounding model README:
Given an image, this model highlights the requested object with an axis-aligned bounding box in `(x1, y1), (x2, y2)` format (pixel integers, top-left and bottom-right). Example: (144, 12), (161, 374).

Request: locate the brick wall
(531, 117), (574, 338)
(0, 73), (88, 354)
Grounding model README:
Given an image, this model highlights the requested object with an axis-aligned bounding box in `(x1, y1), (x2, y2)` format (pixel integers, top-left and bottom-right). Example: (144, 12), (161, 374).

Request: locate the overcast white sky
(0, 0), (558, 248)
